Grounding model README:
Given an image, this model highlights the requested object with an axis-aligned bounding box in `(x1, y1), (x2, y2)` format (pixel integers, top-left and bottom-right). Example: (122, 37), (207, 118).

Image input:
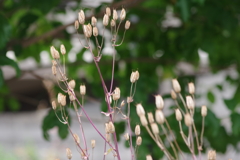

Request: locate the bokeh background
(1, 0), (240, 159)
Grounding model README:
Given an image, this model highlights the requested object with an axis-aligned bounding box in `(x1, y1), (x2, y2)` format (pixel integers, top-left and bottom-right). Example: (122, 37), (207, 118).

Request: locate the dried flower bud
(127, 96), (133, 103)
(112, 87), (120, 101)
(91, 16), (97, 27)
(155, 95), (164, 110)
(74, 20), (79, 29)
(78, 10), (85, 25)
(113, 9), (118, 20)
(52, 100), (57, 110)
(68, 80), (76, 89)
(52, 60), (57, 66)
(93, 27), (98, 36)
(60, 94), (66, 106)
(52, 65), (57, 76)
(108, 121), (115, 133)
(201, 105), (207, 117)
(60, 44), (66, 55)
(57, 93), (63, 104)
(155, 109), (165, 124)
(106, 7), (111, 16)
(139, 115), (148, 126)
(66, 148), (72, 160)
(50, 46), (60, 59)
(136, 136), (142, 146)
(105, 123), (110, 133)
(106, 133), (110, 142)
(186, 96), (195, 110)
(188, 82), (195, 94)
(207, 150), (216, 160)
(171, 90), (177, 100)
(91, 140), (96, 148)
(184, 113), (193, 127)
(73, 133), (80, 144)
(125, 20), (130, 30)
(135, 125), (140, 136)
(172, 79), (181, 93)
(146, 155), (153, 160)
(111, 19), (116, 27)
(136, 103), (145, 116)
(151, 122), (159, 134)
(80, 84), (86, 96)
(147, 112), (154, 123)
(120, 100), (125, 107)
(120, 8), (126, 21)
(68, 91), (75, 101)
(103, 14), (109, 26)
(124, 133), (129, 140)
(83, 23), (92, 38)
(175, 109), (182, 121)
(130, 70), (140, 83)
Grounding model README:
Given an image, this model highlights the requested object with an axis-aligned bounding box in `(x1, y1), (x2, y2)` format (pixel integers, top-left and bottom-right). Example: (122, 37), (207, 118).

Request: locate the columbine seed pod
(106, 7), (111, 16)
(112, 87), (120, 101)
(171, 90), (177, 100)
(188, 82), (195, 94)
(135, 125), (140, 136)
(186, 95), (195, 110)
(146, 155), (153, 160)
(111, 19), (116, 27)
(139, 115), (148, 126)
(93, 27), (98, 37)
(78, 10), (85, 25)
(106, 133), (110, 142)
(68, 91), (75, 101)
(57, 93), (63, 104)
(50, 46), (60, 59)
(136, 103), (145, 116)
(125, 20), (130, 30)
(83, 23), (92, 38)
(113, 9), (118, 20)
(120, 8), (126, 21)
(136, 136), (142, 146)
(155, 95), (164, 110)
(175, 109), (182, 121)
(103, 14), (109, 26)
(155, 110), (165, 124)
(201, 105), (207, 117)
(91, 140), (96, 148)
(74, 20), (79, 29)
(80, 84), (86, 96)
(184, 113), (193, 127)
(91, 16), (97, 27)
(60, 94), (66, 106)
(130, 71), (140, 83)
(66, 148), (72, 160)
(172, 79), (181, 93)
(68, 80), (76, 89)
(52, 65), (57, 76)
(52, 101), (57, 110)
(73, 133), (80, 144)
(124, 133), (129, 140)
(108, 121), (115, 133)
(60, 44), (66, 55)
(151, 122), (159, 134)
(207, 150), (216, 160)
(147, 112), (154, 124)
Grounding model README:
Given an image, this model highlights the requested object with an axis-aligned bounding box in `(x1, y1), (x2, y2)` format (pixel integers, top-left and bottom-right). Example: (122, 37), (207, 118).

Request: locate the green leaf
(0, 69), (3, 88)
(224, 98), (238, 111)
(207, 91), (215, 103)
(0, 56), (21, 77)
(230, 112), (240, 136)
(0, 13), (11, 49)
(114, 121), (125, 141)
(179, 0), (189, 22)
(8, 98), (20, 111)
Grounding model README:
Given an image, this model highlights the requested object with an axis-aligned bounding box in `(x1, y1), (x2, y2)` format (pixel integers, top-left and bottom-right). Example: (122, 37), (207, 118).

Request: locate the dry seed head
(120, 100), (125, 107)
(68, 91), (75, 101)
(125, 20), (130, 30)
(136, 136), (142, 146)
(60, 94), (66, 106)
(113, 9), (118, 20)
(172, 79), (181, 93)
(93, 27), (98, 36)
(74, 20), (79, 29)
(91, 139), (96, 148)
(73, 133), (80, 144)
(57, 93), (63, 104)
(188, 82), (195, 94)
(105, 95), (112, 104)
(78, 10), (85, 25)
(207, 150), (216, 160)
(106, 133), (110, 142)
(83, 23), (92, 38)
(124, 133), (129, 140)
(155, 109), (165, 124)
(151, 122), (159, 134)
(147, 112), (154, 123)
(146, 155), (153, 160)
(50, 46), (60, 59)
(105, 123), (110, 133)
(108, 121), (115, 133)
(80, 84), (86, 96)
(52, 60), (57, 66)
(136, 103), (145, 116)
(103, 14), (109, 26)
(111, 19), (116, 27)
(184, 113), (193, 127)
(171, 90), (177, 100)
(130, 71), (140, 83)
(135, 125), (141, 136)
(201, 105), (207, 117)
(120, 8), (126, 21)
(186, 95), (195, 110)
(127, 96), (133, 103)
(139, 115), (148, 126)
(106, 7), (111, 16)
(68, 80), (76, 89)
(52, 65), (57, 76)
(60, 44), (66, 55)
(175, 109), (182, 121)
(91, 16), (97, 27)
(112, 87), (120, 101)
(52, 100), (57, 110)
(66, 148), (72, 160)
(155, 95), (164, 109)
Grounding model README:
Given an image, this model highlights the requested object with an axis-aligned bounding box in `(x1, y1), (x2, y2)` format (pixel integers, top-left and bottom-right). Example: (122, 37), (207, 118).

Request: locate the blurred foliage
(1, 0), (240, 159)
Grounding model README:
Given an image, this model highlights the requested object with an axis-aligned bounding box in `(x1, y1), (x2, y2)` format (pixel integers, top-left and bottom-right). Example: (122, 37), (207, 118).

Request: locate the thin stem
(127, 102), (135, 160)
(115, 29), (126, 46)
(200, 117), (205, 147)
(178, 93), (189, 114)
(155, 134), (173, 160)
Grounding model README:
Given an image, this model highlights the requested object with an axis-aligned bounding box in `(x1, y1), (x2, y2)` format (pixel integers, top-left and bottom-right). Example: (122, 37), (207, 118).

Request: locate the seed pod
(155, 109), (165, 124)
(130, 71), (140, 83)
(184, 113), (193, 127)
(124, 133), (129, 140)
(60, 94), (66, 106)
(52, 60), (57, 66)
(207, 150), (216, 160)
(68, 80), (76, 89)
(111, 19), (116, 27)
(78, 10), (85, 25)
(136, 136), (142, 146)
(120, 100), (125, 107)
(172, 79), (181, 93)
(112, 87), (120, 101)
(201, 105), (207, 117)
(74, 20), (79, 29)
(91, 16), (97, 27)
(146, 155), (153, 160)
(171, 90), (177, 100)
(175, 109), (182, 121)
(135, 125), (140, 136)
(155, 95), (164, 110)
(68, 91), (75, 101)
(57, 93), (63, 104)
(103, 14), (109, 26)
(188, 82), (195, 94)
(139, 115), (148, 126)
(83, 23), (92, 38)
(93, 27), (98, 36)
(52, 101), (57, 110)
(186, 96), (195, 110)
(80, 84), (86, 96)
(60, 44), (66, 55)
(66, 148), (72, 160)
(52, 65), (57, 76)
(147, 112), (154, 123)
(136, 103), (145, 116)
(105, 123), (110, 133)
(113, 9), (118, 20)
(125, 20), (130, 30)
(106, 7), (111, 16)
(151, 122), (159, 134)
(120, 8), (126, 21)
(73, 133), (80, 144)
(108, 121), (115, 133)
(50, 46), (60, 59)
(91, 140), (96, 148)
(106, 133), (110, 142)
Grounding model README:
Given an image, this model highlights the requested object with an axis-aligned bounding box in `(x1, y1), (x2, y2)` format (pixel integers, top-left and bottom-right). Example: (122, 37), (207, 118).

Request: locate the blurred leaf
(0, 69), (3, 88)
(224, 98), (238, 111)
(0, 13), (11, 49)
(207, 91), (215, 103)
(0, 56), (20, 77)
(8, 98), (20, 111)
(178, 0), (189, 21)
(114, 121), (125, 141)
(230, 112), (240, 136)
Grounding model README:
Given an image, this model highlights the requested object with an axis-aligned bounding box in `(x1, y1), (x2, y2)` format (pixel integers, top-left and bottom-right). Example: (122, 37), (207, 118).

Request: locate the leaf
(179, 0), (189, 22)
(230, 112), (240, 136)
(207, 91), (215, 103)
(8, 97), (20, 111)
(0, 56), (21, 77)
(114, 121), (125, 141)
(0, 69), (3, 88)
(0, 13), (11, 49)
(224, 98), (238, 111)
